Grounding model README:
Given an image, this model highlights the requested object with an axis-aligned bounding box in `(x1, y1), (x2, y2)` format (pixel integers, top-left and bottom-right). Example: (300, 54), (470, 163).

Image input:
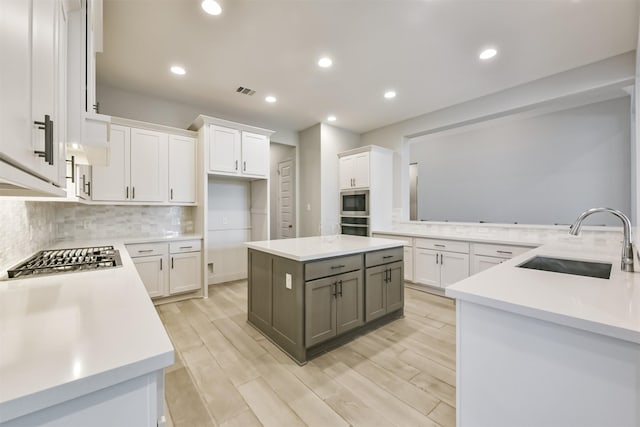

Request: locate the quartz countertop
(445, 237), (640, 344)
(246, 235), (405, 261)
(0, 241), (175, 423)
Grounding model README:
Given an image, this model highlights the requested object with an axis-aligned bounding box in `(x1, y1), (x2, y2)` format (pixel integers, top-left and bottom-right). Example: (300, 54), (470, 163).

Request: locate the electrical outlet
(285, 273), (292, 289)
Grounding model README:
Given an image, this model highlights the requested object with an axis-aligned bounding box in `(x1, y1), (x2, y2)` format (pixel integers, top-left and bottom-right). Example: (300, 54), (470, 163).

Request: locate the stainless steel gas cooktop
(8, 246), (123, 279)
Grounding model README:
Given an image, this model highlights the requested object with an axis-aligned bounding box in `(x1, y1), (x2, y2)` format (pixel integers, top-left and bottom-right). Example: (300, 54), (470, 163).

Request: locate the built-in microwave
(340, 190), (369, 216)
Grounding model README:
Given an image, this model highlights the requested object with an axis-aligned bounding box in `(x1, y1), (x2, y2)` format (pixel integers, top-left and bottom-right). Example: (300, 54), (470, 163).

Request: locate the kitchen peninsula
(246, 235), (405, 364)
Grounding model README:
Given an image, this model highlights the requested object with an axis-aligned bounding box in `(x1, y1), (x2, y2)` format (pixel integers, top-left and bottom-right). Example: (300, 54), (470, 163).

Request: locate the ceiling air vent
(236, 86), (256, 96)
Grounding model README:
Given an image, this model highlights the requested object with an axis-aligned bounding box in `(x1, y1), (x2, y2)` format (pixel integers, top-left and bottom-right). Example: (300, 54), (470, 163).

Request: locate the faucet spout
(569, 207), (634, 272)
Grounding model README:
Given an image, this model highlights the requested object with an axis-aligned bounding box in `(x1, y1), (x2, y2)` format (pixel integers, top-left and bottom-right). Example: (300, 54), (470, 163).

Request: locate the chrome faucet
(569, 207), (634, 272)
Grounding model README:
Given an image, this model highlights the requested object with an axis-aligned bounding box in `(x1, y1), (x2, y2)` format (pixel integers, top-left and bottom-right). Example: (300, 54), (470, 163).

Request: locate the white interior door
(278, 159), (295, 238)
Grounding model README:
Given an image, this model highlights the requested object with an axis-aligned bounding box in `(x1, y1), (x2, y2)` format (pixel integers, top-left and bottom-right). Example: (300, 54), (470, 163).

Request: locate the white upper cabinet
(130, 128), (168, 202)
(241, 131), (269, 177)
(169, 135), (197, 203)
(339, 152), (370, 190)
(0, 0), (67, 194)
(207, 125), (269, 178)
(91, 124), (130, 201)
(92, 123), (194, 205)
(208, 125), (241, 174)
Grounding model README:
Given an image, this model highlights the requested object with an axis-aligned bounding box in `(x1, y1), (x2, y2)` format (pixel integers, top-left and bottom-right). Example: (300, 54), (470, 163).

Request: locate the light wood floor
(157, 281), (456, 427)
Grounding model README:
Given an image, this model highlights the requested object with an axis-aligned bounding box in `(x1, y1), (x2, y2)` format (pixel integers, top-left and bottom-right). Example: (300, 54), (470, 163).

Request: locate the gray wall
(409, 97), (631, 225)
(96, 83), (299, 146)
(359, 52), (636, 220)
(298, 123), (360, 236)
(299, 124), (321, 236)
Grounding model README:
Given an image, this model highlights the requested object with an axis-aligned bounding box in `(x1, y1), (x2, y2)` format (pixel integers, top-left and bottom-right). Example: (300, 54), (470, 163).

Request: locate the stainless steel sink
(517, 256), (612, 279)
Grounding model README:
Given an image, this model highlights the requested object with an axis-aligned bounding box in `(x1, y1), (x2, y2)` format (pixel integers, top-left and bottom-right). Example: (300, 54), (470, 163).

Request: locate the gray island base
(246, 236), (405, 364)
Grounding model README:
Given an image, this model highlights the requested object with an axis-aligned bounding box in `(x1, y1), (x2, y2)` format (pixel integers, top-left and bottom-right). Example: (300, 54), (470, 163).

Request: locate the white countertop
(246, 235), (405, 261)
(445, 237), (640, 344)
(0, 241), (175, 423)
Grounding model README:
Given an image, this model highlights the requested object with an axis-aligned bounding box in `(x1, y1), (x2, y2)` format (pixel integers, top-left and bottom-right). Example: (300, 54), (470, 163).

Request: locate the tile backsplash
(0, 201), (195, 273)
(54, 204), (195, 240)
(0, 200), (57, 272)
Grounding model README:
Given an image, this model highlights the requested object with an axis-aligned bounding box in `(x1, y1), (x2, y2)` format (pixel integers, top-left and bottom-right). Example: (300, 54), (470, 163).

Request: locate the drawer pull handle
(138, 249), (154, 253)
(434, 244), (446, 248)
(331, 264), (346, 269)
(496, 250), (513, 255)
(179, 246), (193, 249)
(382, 255), (394, 259)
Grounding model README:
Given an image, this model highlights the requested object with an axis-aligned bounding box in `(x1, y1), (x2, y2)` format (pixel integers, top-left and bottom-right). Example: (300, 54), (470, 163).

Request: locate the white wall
(96, 83), (299, 146)
(360, 52), (636, 219)
(410, 97), (631, 225)
(299, 124), (321, 236)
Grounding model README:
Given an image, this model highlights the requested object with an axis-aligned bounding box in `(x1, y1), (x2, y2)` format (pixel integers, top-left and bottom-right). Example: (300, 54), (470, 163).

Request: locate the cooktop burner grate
(7, 246), (123, 279)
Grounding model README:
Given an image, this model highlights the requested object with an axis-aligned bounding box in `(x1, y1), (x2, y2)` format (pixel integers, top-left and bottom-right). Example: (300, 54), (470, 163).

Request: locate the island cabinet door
(386, 261), (404, 313)
(365, 264), (387, 322)
(305, 277), (337, 348)
(336, 270), (364, 336)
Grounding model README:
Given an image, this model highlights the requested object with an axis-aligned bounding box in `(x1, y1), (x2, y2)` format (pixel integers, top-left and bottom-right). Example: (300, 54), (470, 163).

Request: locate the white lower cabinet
(170, 250), (202, 294)
(127, 239), (202, 299)
(413, 238), (470, 288)
(470, 243), (534, 275)
(404, 246), (413, 282)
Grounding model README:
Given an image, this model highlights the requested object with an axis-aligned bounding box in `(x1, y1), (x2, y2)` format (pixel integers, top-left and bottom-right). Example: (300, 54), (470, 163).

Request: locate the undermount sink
(517, 256), (612, 279)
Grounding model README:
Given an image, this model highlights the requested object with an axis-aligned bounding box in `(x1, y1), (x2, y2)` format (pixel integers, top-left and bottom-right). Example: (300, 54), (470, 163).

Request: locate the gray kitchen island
(246, 235), (405, 364)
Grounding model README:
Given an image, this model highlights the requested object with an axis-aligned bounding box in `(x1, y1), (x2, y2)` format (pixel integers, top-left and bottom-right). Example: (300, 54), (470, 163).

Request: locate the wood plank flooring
(157, 281), (456, 427)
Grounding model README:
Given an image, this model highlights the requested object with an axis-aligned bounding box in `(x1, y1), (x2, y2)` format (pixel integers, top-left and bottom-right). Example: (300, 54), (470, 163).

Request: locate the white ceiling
(97, 0), (638, 135)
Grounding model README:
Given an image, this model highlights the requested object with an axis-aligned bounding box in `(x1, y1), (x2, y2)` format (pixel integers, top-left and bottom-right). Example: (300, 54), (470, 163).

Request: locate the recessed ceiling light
(318, 57), (333, 68)
(384, 91), (396, 99)
(201, 0), (222, 15)
(327, 115), (336, 122)
(170, 65), (186, 75)
(479, 48), (498, 60)
(265, 95), (277, 103)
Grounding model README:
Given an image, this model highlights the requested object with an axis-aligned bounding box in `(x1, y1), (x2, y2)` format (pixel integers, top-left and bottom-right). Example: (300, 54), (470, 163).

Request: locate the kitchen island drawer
(305, 254), (363, 281)
(472, 242), (534, 258)
(365, 247), (403, 267)
(415, 238), (469, 254)
(126, 242), (168, 257)
(169, 240), (202, 254)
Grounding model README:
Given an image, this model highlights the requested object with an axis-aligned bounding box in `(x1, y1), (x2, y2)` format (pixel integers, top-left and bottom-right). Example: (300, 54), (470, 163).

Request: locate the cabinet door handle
(33, 114), (54, 165)
(338, 280), (343, 297)
(132, 187), (135, 199)
(243, 161), (246, 171)
(235, 160), (238, 170)
(160, 258), (163, 270)
(126, 186), (129, 199)
(440, 253), (443, 264)
(382, 255), (393, 259)
(332, 282), (337, 298)
(171, 257), (174, 269)
(179, 246), (192, 249)
(434, 244), (445, 248)
(496, 250), (513, 255)
(170, 188), (173, 200)
(86, 181), (91, 197)
(331, 264), (346, 269)
(436, 254), (439, 265)
(138, 249), (153, 253)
